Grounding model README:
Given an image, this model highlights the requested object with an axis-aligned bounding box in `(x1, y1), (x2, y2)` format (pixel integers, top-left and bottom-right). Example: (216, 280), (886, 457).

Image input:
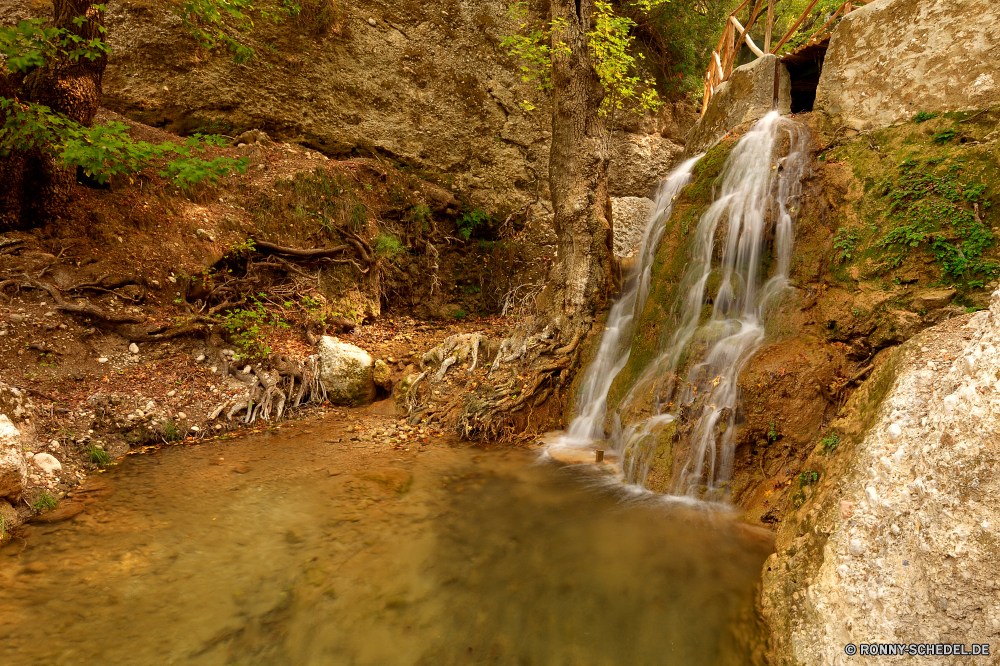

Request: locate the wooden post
(764, 0), (774, 52)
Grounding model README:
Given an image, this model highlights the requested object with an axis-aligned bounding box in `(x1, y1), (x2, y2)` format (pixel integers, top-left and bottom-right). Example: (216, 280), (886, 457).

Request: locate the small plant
(219, 294), (287, 361)
(798, 470), (819, 488)
(821, 432), (840, 454)
(913, 111), (939, 123)
(457, 208), (491, 240)
(87, 444), (111, 467)
(375, 233), (406, 258)
(767, 422), (777, 443)
(932, 128), (958, 144)
(32, 491), (57, 512)
(833, 226), (861, 263)
(161, 419), (182, 442)
(452, 309), (468, 320)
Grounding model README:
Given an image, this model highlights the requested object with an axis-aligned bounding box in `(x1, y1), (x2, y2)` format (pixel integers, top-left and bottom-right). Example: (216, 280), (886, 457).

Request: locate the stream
(1, 419), (772, 665)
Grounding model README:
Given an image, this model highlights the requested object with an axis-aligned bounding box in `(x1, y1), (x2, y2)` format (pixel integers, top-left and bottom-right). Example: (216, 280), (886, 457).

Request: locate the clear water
(0, 422), (772, 665)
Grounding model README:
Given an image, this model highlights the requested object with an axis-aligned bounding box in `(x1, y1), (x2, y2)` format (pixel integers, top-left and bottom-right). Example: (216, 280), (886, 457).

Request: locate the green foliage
(87, 444), (111, 466)
(32, 491), (57, 512)
(0, 18), (110, 74)
(913, 111), (939, 124)
(932, 128), (958, 145)
(452, 309), (468, 320)
(821, 432), (840, 454)
(767, 421), (777, 443)
(0, 100), (248, 187)
(219, 294), (287, 360)
(798, 470), (819, 488)
(875, 158), (997, 284)
(375, 233), (405, 258)
(833, 226), (860, 263)
(457, 208), (491, 241)
(499, 2), (570, 110)
(588, 1), (661, 128)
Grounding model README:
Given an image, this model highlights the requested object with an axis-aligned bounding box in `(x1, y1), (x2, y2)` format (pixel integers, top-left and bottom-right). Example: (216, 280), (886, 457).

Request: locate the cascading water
(556, 155), (702, 448)
(553, 111), (810, 500)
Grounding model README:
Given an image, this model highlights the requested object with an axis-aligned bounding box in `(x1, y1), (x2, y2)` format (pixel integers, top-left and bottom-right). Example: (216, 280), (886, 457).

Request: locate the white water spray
(556, 155), (701, 449)
(554, 111), (810, 499)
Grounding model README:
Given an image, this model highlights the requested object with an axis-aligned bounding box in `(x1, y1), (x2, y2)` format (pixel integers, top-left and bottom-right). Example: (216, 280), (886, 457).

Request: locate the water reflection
(0, 427), (771, 665)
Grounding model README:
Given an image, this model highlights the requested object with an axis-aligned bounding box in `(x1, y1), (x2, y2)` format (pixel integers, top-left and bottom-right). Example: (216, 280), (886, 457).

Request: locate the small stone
(23, 562), (48, 574)
(177, 412), (187, 419)
(97, 357), (108, 363)
(839, 500), (854, 519)
(849, 538), (866, 557)
(128, 343), (139, 354)
(242, 365), (251, 374)
(32, 453), (62, 475)
(8, 314), (23, 324)
(167, 390), (177, 397)
(367, 17), (377, 25)
(196, 354), (206, 362)
(891, 524), (901, 535)
(190, 425), (200, 432)
(234, 464), (251, 474)
(329, 469), (342, 476)
(210, 366), (218, 373)
(887, 423), (902, 440)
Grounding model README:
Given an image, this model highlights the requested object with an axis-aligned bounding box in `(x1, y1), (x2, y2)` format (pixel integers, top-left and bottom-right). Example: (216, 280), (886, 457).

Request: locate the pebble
(887, 423), (902, 440)
(234, 464), (251, 474)
(32, 453), (62, 475)
(367, 17), (377, 25)
(849, 538), (866, 556)
(196, 354), (206, 362)
(97, 357), (108, 363)
(190, 425), (200, 432)
(129, 343), (139, 354)
(177, 412), (187, 419)
(8, 314), (23, 324)
(167, 390), (177, 397)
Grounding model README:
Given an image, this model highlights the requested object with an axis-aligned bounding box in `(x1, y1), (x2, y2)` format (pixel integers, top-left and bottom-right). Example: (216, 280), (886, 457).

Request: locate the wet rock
(360, 468), (413, 494)
(233, 464), (251, 474)
(318, 337), (376, 406)
(0, 415), (27, 499)
(30, 500), (84, 523)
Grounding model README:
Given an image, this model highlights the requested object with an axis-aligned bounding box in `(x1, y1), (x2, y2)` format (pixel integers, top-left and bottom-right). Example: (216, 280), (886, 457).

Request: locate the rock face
(761, 292), (1000, 664)
(0, 415), (27, 499)
(0, 0), (690, 212)
(611, 197), (656, 257)
(684, 54), (791, 155)
(816, 0), (1000, 128)
(318, 337), (376, 406)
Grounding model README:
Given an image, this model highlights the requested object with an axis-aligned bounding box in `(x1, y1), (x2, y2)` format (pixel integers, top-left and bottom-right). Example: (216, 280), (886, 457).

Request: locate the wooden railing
(700, 0), (871, 116)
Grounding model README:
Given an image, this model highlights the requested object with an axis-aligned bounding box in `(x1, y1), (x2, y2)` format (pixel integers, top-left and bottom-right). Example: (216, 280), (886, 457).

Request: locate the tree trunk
(536, 0), (613, 331)
(0, 0), (106, 231)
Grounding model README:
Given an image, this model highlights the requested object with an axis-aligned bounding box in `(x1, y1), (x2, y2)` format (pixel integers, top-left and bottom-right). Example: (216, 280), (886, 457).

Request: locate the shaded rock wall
(816, 0), (1000, 129)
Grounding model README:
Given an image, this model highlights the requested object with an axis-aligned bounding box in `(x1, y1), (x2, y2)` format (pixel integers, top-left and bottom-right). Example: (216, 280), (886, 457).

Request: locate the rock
(849, 538), (866, 557)
(31, 453), (61, 475)
(887, 423), (902, 440)
(128, 342), (139, 354)
(317, 337), (376, 406)
(367, 16), (376, 25)
(0, 381), (34, 424)
(30, 500), (84, 523)
(611, 197), (656, 257)
(8, 314), (23, 324)
(233, 464), (251, 474)
(0, 415), (27, 499)
(98, 357), (108, 363)
(177, 412), (187, 419)
(195, 354), (206, 362)
(609, 133), (683, 199)
(373, 359), (392, 389)
(911, 288), (956, 311)
(685, 54), (791, 155)
(195, 228), (215, 241)
(816, 0), (1000, 128)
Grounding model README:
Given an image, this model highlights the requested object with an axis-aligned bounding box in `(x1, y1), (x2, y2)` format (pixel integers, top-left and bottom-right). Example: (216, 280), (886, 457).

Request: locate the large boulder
(685, 54), (791, 155)
(760, 291), (1000, 664)
(0, 415), (27, 500)
(318, 337), (376, 406)
(816, 0), (1000, 128)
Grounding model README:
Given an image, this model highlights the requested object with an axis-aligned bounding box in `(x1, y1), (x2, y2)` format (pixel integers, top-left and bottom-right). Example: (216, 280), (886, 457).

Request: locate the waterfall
(554, 111), (810, 500)
(556, 155), (702, 448)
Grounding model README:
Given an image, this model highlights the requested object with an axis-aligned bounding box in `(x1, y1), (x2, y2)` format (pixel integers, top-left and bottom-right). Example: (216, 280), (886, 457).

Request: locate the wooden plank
(730, 16), (764, 57)
(771, 0), (822, 54)
(806, 1), (845, 44)
(764, 0), (774, 52)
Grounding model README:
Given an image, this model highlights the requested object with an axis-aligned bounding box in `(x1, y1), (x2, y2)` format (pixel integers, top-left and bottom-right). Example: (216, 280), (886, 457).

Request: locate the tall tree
(541, 0), (615, 331)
